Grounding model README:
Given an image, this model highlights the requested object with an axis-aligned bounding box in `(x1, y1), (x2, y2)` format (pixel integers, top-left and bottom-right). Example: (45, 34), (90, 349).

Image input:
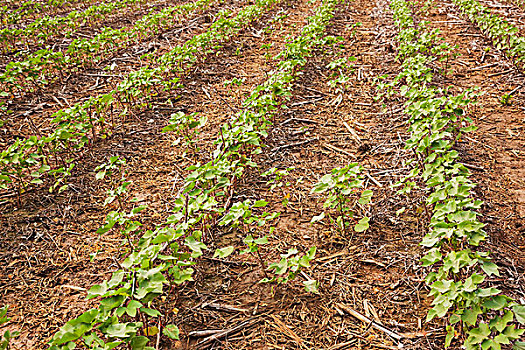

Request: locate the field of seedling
(1, 0), (525, 348)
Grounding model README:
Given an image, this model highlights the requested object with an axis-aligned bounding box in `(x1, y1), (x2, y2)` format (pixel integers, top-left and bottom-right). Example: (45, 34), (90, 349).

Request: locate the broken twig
(336, 303), (403, 341)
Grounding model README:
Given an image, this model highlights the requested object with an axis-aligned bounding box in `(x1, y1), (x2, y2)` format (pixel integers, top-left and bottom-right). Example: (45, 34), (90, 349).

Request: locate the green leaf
(481, 339), (500, 350)
(105, 322), (141, 338)
(354, 217), (369, 232)
(421, 248), (442, 267)
(163, 324), (180, 340)
(51, 309), (99, 345)
(513, 341), (525, 350)
(489, 311), (513, 333)
(467, 323), (491, 344)
(483, 296), (507, 310)
(95, 170), (106, 180)
(450, 313), (461, 325)
(513, 305), (525, 325)
(460, 125), (478, 133)
(139, 307), (162, 317)
(213, 246), (234, 258)
(76, 309), (99, 324)
(253, 200), (268, 208)
(503, 325), (525, 340)
(59, 131), (72, 140)
(282, 248), (298, 258)
(358, 190), (373, 205)
(306, 246), (316, 260)
(108, 271), (125, 288)
(87, 283), (108, 299)
(100, 296), (125, 312)
(431, 280), (452, 294)
(303, 279), (319, 294)
(144, 326), (159, 336)
(254, 236), (269, 245)
(270, 258), (288, 275)
(311, 212), (325, 223)
(481, 261), (500, 277)
(169, 266), (194, 284)
(426, 308), (438, 322)
(185, 235), (207, 258)
(130, 336), (149, 349)
(478, 287), (501, 298)
(0, 306), (8, 323)
(445, 325), (455, 348)
(126, 300), (142, 317)
(462, 307), (481, 326)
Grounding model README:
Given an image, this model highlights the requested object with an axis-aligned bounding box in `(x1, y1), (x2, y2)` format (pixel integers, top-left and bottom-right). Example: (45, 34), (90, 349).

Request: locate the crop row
(0, 0), (98, 26)
(453, 0), (525, 71)
(0, 0), (216, 98)
(378, 0), (525, 348)
(0, 0), (149, 52)
(47, 0), (340, 348)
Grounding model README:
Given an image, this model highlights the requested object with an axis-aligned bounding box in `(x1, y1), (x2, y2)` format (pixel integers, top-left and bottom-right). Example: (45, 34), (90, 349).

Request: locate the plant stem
(256, 249), (269, 279)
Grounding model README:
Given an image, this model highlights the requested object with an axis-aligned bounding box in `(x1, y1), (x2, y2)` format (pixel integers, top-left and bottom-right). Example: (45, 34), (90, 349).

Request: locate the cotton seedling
(260, 42), (274, 61)
(261, 246), (318, 293)
(162, 111), (207, 155)
(500, 92), (512, 106)
(95, 155), (126, 181)
(240, 234), (270, 278)
(311, 163), (373, 238)
(223, 77), (245, 87)
(326, 56), (355, 93)
(218, 200), (280, 234)
(347, 21), (362, 38)
(224, 77), (246, 100)
(94, 156), (131, 211)
(262, 167), (294, 207)
(0, 306), (19, 350)
(97, 205), (147, 249)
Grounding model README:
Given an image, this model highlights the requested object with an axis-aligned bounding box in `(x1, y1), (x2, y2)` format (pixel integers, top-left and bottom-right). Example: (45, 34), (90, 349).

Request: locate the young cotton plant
(94, 156), (146, 253)
(218, 199), (280, 229)
(216, 200), (318, 292)
(311, 163), (372, 238)
(162, 111), (207, 155)
(326, 56), (356, 94)
(223, 77), (246, 101)
(263, 247), (318, 293)
(0, 306), (18, 350)
(217, 199), (279, 267)
(95, 156), (130, 209)
(261, 167), (295, 207)
(95, 156), (126, 181)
